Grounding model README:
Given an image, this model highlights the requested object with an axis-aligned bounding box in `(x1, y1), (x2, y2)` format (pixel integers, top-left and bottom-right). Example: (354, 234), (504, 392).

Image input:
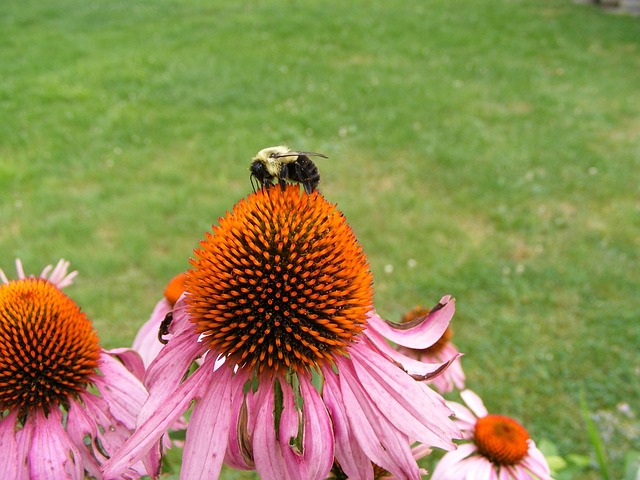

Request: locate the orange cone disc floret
(186, 185), (374, 375)
(474, 414), (530, 465)
(0, 278), (100, 415)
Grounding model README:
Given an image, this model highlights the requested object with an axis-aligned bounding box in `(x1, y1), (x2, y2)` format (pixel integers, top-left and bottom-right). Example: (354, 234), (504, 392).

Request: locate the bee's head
(252, 145), (292, 164)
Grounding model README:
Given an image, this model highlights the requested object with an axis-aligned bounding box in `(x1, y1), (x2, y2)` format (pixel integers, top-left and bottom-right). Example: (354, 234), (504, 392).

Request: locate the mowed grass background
(1, 0), (639, 478)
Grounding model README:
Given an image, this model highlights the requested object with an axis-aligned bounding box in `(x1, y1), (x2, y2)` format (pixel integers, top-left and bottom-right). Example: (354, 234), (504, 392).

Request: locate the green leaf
(580, 392), (609, 480)
(624, 451), (640, 480)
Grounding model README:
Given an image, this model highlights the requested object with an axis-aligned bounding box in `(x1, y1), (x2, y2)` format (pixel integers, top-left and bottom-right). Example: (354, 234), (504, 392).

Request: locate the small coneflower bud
(474, 414), (530, 465)
(186, 185), (374, 375)
(164, 272), (186, 306)
(0, 277), (100, 415)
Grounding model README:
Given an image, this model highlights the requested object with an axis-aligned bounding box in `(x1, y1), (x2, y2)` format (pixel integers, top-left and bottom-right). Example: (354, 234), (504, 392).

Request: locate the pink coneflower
(132, 272), (186, 367)
(396, 305), (465, 393)
(102, 185), (460, 480)
(0, 259), (153, 480)
(431, 389), (552, 480)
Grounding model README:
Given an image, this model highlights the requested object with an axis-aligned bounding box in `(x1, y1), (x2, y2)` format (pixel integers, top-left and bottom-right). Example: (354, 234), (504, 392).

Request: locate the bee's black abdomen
(289, 155), (320, 193)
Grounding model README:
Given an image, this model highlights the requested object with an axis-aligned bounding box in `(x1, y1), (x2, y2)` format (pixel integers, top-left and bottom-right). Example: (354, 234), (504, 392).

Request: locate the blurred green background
(1, 0), (639, 478)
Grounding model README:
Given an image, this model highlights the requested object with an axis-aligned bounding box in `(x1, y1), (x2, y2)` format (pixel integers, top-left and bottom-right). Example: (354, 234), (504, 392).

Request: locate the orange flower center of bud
(474, 414), (530, 465)
(186, 185), (374, 375)
(164, 272), (186, 306)
(401, 305), (452, 354)
(0, 278), (101, 415)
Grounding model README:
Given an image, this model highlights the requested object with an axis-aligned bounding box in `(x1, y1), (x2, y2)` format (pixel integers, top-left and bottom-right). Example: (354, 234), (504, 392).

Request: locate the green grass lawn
(1, 0), (639, 478)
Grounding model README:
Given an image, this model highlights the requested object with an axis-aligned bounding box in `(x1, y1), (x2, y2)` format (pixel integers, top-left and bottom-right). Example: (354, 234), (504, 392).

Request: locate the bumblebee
(249, 145), (328, 194)
(158, 312), (173, 345)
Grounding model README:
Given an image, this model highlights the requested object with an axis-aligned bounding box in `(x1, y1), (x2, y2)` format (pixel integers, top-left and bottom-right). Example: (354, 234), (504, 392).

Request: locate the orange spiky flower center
(185, 185), (374, 375)
(401, 305), (452, 354)
(474, 414), (530, 465)
(0, 278), (101, 416)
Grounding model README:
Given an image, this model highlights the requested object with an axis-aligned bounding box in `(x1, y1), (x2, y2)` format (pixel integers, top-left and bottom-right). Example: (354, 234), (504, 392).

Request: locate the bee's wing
(274, 150), (328, 159)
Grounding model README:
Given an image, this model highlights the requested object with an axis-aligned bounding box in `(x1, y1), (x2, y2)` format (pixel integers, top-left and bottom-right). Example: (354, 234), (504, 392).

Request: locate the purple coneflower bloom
(395, 305), (465, 394)
(0, 259), (153, 479)
(103, 185), (460, 480)
(432, 389), (552, 480)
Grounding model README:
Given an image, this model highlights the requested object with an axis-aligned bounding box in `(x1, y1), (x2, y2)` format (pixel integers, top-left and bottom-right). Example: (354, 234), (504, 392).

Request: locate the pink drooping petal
(430, 443), (478, 479)
(66, 397), (108, 478)
(367, 296), (455, 349)
(444, 401), (477, 438)
(499, 466), (517, 480)
(349, 340), (459, 449)
(334, 356), (421, 480)
(224, 388), (253, 470)
(424, 342), (466, 393)
(278, 379), (304, 477)
(460, 389), (489, 419)
(105, 347), (147, 382)
(180, 365), (237, 480)
(520, 440), (552, 479)
(69, 394), (152, 479)
(101, 363), (209, 479)
(93, 352), (147, 431)
(15, 414), (34, 480)
(472, 456), (499, 480)
(274, 376), (334, 480)
(0, 410), (27, 480)
(252, 378), (290, 480)
(322, 368), (374, 480)
(364, 325), (460, 379)
(140, 321), (206, 425)
(28, 408), (84, 480)
(297, 375), (334, 480)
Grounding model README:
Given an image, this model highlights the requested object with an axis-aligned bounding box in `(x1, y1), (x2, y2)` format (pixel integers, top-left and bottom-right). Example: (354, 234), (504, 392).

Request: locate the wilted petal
(322, 370), (374, 480)
(224, 368), (254, 470)
(140, 320), (207, 425)
(297, 376), (334, 479)
(181, 365), (237, 479)
(101, 364), (209, 479)
(28, 409), (83, 480)
(367, 296), (454, 349)
(364, 325), (460, 379)
(252, 379), (290, 480)
(335, 357), (421, 480)
(93, 352), (147, 430)
(276, 376), (334, 480)
(105, 347), (146, 381)
(0, 410), (27, 480)
(350, 340), (459, 448)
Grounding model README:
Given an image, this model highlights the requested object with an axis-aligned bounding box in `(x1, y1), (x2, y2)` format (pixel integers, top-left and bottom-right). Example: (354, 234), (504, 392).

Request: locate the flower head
(103, 185), (460, 480)
(396, 305), (465, 393)
(432, 389), (552, 480)
(0, 259), (152, 479)
(186, 185), (373, 374)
